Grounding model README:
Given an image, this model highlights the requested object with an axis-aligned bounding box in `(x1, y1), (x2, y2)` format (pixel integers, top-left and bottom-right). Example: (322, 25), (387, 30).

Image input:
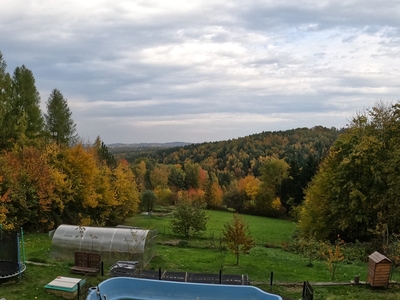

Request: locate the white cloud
(1, 0), (399, 143)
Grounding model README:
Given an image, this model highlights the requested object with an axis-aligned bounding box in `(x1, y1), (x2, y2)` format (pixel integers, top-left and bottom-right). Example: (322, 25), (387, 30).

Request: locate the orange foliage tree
(222, 214), (255, 265)
(0, 140), (140, 231)
(204, 174), (223, 209)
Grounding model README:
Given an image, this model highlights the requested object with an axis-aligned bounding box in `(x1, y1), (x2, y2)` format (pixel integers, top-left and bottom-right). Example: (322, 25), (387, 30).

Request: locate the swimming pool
(86, 277), (282, 300)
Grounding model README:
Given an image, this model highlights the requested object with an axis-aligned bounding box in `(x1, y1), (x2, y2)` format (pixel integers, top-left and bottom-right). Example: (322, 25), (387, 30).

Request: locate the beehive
(367, 251), (392, 287)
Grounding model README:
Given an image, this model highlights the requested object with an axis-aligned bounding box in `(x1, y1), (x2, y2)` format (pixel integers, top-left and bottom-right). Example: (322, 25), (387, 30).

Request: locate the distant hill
(108, 142), (191, 154)
(108, 142), (191, 148)
(112, 126), (343, 208)
(118, 126), (342, 173)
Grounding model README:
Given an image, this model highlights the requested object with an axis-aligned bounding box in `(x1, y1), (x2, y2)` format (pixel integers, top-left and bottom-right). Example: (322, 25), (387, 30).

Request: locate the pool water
(86, 277), (282, 300)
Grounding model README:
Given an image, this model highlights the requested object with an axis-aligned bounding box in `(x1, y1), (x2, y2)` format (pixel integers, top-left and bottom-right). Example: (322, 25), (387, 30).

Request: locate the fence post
(302, 281), (313, 300)
(159, 268), (162, 280)
(270, 271), (273, 292)
(219, 270), (222, 284)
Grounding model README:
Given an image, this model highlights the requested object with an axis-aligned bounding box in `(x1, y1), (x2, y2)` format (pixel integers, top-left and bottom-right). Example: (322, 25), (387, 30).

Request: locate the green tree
(141, 190), (157, 213)
(0, 52), (9, 148)
(259, 158), (290, 197)
(170, 202), (209, 238)
(256, 158), (289, 216)
(299, 101), (400, 242)
(222, 213), (255, 265)
(168, 164), (186, 191)
(11, 65), (44, 142)
(94, 136), (116, 169)
(0, 54), (16, 149)
(184, 162), (200, 189)
(223, 184), (246, 213)
(45, 89), (77, 146)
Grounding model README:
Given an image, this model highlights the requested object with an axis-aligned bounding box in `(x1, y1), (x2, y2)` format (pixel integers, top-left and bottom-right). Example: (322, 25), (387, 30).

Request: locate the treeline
(0, 51), (139, 231)
(299, 101), (400, 246)
(122, 126), (342, 216)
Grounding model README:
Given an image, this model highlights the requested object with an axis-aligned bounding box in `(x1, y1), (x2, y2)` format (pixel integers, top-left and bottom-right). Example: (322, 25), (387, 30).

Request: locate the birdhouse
(367, 251), (392, 287)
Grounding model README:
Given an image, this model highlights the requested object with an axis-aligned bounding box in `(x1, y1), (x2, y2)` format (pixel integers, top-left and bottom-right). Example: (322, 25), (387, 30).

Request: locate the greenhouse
(50, 224), (157, 267)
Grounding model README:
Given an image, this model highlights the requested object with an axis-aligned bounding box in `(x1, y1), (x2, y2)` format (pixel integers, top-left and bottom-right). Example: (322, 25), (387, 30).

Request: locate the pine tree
(11, 65), (44, 141)
(93, 136), (116, 169)
(0, 53), (15, 149)
(45, 89), (77, 146)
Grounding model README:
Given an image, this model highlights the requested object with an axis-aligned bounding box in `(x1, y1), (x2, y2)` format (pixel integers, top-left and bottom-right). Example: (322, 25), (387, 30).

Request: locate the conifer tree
(93, 136), (116, 169)
(0, 52), (8, 148)
(0, 53), (15, 149)
(11, 65), (44, 142)
(45, 89), (77, 146)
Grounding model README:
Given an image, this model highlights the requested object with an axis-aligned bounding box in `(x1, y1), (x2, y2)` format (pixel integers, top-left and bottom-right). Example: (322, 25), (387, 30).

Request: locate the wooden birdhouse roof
(369, 251), (391, 263)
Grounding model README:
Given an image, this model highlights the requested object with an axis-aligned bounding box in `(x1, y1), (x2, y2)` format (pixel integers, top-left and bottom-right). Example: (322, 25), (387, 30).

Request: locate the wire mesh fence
(160, 226), (273, 247)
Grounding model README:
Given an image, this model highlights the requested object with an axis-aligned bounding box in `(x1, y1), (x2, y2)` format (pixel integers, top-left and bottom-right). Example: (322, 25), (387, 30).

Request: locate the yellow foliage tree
(154, 186), (173, 205)
(321, 236), (345, 281)
(223, 214), (255, 265)
(135, 160), (147, 193)
(110, 159), (140, 224)
(63, 144), (100, 210)
(244, 175), (260, 201)
(150, 165), (170, 189)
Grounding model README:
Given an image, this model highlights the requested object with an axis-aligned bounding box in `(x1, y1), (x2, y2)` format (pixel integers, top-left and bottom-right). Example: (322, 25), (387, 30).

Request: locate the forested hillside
(117, 126), (342, 216)
(125, 126), (341, 174)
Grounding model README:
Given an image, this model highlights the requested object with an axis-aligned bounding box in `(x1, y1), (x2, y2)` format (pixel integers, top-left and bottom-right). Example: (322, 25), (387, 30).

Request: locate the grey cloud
(1, 0), (399, 143)
(238, 1), (400, 33)
(342, 35), (357, 43)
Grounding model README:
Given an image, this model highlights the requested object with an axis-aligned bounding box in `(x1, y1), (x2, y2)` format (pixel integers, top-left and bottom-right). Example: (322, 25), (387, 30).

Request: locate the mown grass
(126, 209), (400, 299)
(1, 209), (400, 300)
(0, 233), (107, 300)
(126, 208), (296, 246)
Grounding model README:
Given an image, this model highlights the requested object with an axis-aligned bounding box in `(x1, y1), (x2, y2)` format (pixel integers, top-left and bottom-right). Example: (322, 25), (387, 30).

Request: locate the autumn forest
(2, 50), (400, 258)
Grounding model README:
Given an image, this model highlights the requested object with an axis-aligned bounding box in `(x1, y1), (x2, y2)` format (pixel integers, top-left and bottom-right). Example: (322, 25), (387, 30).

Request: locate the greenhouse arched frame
(50, 224), (157, 267)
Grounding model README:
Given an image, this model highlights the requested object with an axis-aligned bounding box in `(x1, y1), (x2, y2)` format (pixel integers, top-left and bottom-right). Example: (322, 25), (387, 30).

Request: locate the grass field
(0, 208), (399, 299)
(126, 209), (400, 299)
(125, 208), (296, 246)
(0, 232), (101, 300)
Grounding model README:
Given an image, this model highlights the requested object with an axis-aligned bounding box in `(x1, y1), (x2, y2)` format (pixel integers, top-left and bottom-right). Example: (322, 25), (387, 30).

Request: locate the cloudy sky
(1, 1), (400, 144)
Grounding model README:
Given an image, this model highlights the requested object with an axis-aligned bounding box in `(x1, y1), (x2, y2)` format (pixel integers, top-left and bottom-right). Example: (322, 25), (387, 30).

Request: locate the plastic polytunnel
(50, 224), (157, 267)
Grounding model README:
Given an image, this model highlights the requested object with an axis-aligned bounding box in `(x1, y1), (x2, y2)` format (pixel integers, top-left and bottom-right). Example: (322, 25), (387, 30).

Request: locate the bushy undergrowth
(285, 232), (400, 269)
(381, 234), (400, 267)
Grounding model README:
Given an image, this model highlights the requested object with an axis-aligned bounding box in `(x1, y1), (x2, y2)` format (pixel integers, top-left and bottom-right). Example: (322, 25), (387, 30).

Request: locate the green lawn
(1, 209), (399, 300)
(126, 208), (400, 299)
(125, 209), (296, 245)
(0, 233), (104, 300)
